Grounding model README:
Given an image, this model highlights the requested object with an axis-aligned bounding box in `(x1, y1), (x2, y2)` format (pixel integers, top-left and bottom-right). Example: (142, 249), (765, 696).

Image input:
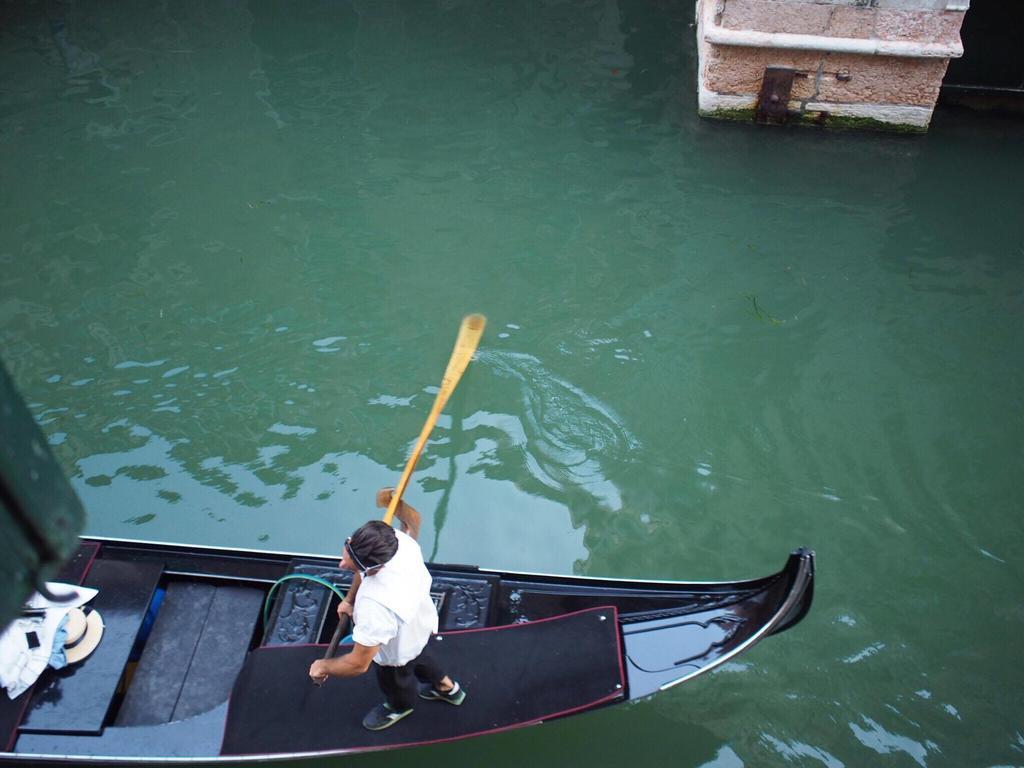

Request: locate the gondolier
(308, 489), (466, 731)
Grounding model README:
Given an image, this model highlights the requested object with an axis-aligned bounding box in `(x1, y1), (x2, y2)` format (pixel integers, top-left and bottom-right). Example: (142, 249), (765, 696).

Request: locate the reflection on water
(57, 345), (638, 573)
(760, 735), (843, 768)
(38, 346), (617, 572)
(69, 410), (589, 573)
(849, 717), (935, 768)
(697, 746), (744, 768)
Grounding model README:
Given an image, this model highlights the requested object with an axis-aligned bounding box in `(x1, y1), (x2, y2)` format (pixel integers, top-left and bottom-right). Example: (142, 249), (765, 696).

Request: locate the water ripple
(474, 349), (637, 509)
(849, 716), (936, 768)
(761, 734), (844, 768)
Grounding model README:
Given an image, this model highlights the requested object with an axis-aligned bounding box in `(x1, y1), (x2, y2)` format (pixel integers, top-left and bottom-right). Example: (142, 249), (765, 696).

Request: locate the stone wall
(696, 0), (970, 131)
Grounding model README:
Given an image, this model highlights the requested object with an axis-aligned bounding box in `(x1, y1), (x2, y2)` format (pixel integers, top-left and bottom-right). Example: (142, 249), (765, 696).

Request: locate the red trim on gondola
(256, 605), (624, 652)
(77, 542), (100, 583)
(289, 604), (622, 645)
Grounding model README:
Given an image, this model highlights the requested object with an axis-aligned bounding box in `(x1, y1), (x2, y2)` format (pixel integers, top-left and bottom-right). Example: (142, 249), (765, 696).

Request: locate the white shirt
(351, 530), (438, 667)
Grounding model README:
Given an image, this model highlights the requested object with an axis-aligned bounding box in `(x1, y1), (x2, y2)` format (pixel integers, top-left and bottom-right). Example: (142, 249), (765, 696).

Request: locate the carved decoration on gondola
(626, 614), (747, 672)
(265, 565), (350, 645)
(442, 582), (491, 629)
(619, 588), (763, 624)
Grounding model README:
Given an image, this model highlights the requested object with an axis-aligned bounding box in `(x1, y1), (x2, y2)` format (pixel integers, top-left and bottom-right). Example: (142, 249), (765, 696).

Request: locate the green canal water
(2, 1), (1023, 765)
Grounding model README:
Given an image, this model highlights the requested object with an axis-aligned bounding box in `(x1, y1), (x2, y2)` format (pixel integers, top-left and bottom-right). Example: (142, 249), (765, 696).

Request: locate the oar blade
(382, 313), (486, 525)
(439, 314), (486, 397)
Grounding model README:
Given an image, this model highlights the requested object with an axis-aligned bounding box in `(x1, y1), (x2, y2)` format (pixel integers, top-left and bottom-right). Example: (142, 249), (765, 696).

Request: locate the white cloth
(0, 583), (98, 699)
(352, 530), (438, 667)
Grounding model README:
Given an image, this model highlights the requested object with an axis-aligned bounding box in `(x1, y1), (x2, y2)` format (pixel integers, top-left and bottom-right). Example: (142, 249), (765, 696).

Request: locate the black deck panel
(55, 541), (101, 584)
(19, 559), (163, 735)
(16, 703), (228, 758)
(95, 541), (288, 583)
(173, 585), (263, 721)
(222, 606), (624, 755)
(116, 582), (215, 726)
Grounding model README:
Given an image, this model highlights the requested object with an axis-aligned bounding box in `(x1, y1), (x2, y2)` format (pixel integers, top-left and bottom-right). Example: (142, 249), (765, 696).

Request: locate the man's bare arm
(376, 488), (422, 541)
(309, 642), (378, 681)
(393, 500), (421, 541)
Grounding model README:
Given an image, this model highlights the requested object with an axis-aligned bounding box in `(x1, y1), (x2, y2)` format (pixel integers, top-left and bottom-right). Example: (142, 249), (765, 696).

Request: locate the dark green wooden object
(0, 360), (85, 628)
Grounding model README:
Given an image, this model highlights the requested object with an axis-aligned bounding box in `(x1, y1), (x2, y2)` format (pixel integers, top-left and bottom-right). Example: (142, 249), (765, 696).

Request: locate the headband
(346, 540), (384, 577)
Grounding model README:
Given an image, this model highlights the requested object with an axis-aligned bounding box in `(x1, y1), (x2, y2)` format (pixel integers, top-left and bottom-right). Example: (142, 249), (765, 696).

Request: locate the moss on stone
(800, 111), (926, 134)
(700, 107), (926, 134)
(699, 107), (757, 123)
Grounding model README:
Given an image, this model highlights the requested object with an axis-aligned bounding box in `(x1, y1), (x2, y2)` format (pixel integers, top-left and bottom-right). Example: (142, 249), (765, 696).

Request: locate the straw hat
(64, 607), (104, 664)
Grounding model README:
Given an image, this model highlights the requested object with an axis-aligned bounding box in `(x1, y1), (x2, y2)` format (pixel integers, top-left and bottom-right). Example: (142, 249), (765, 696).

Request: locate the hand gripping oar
(382, 313), (486, 526)
(314, 614), (350, 687)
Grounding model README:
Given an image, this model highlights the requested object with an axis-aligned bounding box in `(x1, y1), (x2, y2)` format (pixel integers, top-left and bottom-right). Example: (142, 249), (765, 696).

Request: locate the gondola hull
(1, 537), (814, 764)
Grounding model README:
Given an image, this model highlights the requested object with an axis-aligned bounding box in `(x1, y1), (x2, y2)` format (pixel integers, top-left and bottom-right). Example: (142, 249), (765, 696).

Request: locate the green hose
(262, 573), (348, 629)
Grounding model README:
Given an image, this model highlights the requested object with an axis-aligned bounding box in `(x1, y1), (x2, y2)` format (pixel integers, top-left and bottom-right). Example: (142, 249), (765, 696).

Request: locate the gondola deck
(222, 606), (624, 755)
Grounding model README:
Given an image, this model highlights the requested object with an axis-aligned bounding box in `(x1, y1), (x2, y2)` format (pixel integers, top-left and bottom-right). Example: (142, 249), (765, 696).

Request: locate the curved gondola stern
(621, 548), (816, 700)
(766, 548), (815, 637)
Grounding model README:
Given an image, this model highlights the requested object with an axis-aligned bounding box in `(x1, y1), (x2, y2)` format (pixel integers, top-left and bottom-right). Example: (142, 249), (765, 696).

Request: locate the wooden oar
(314, 614), (350, 687)
(383, 313), (486, 526)
(324, 614), (349, 658)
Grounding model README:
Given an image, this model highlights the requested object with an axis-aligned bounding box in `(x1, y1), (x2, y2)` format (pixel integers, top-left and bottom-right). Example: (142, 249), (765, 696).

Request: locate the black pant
(375, 644), (446, 711)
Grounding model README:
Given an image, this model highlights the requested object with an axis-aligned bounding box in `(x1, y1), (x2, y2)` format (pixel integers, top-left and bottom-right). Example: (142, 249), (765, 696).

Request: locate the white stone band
(701, 0), (963, 59)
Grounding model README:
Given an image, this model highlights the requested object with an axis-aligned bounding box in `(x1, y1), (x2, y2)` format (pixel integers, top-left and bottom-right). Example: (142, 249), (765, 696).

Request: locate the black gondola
(1, 535), (814, 765)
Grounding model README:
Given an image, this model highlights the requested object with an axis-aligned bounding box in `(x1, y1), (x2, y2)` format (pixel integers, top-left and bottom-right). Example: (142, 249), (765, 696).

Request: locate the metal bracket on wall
(756, 67), (795, 125)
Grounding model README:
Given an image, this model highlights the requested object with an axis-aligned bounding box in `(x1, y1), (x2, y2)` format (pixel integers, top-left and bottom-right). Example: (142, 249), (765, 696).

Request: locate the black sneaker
(418, 681), (466, 706)
(361, 703), (413, 731)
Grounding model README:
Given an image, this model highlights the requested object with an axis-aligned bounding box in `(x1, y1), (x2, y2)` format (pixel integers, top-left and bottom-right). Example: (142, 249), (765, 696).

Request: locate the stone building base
(696, 0), (968, 132)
